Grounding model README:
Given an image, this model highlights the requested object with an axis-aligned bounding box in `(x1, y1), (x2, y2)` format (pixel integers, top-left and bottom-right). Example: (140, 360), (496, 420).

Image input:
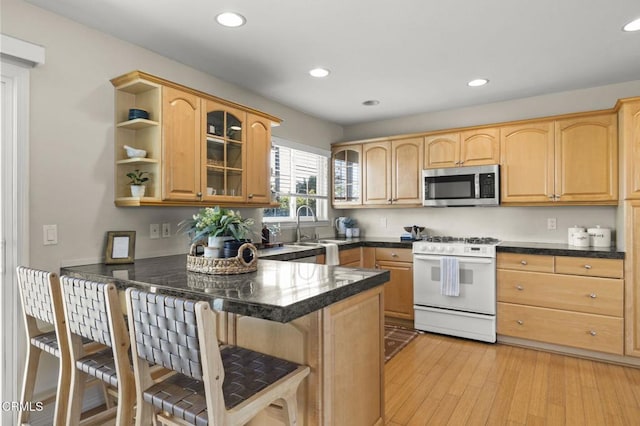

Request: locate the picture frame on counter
(105, 230), (136, 264)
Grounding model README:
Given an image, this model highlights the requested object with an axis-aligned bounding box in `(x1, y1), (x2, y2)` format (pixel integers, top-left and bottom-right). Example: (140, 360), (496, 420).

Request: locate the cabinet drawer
(339, 248), (361, 266)
(497, 253), (554, 273)
(497, 270), (623, 317)
(375, 248), (413, 263)
(497, 302), (623, 355)
(554, 256), (623, 279)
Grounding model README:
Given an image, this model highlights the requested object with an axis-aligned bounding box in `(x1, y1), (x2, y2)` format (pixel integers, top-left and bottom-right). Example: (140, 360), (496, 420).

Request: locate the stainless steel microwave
(422, 164), (500, 207)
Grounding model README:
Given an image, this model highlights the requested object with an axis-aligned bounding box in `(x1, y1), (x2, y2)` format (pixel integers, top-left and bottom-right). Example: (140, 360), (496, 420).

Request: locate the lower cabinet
(497, 253), (624, 355)
(375, 248), (414, 320)
(234, 286), (385, 426)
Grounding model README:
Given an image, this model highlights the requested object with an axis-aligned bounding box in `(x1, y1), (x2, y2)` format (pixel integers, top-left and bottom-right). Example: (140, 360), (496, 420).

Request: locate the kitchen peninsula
(62, 255), (390, 426)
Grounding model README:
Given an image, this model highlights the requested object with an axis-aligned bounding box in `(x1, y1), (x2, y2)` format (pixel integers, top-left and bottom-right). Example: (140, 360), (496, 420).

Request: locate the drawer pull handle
(589, 293), (597, 299)
(520, 260), (528, 265)
(589, 330), (597, 336)
(391, 253), (398, 257)
(584, 264), (592, 270)
(517, 320), (524, 325)
(516, 285), (524, 291)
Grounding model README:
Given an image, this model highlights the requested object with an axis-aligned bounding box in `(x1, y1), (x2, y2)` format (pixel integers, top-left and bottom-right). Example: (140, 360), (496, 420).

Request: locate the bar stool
(16, 267), (73, 425)
(125, 288), (310, 425)
(60, 276), (135, 426)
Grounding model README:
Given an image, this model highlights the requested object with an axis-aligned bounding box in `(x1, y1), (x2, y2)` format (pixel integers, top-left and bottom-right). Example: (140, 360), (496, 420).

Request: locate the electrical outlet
(150, 223), (160, 239)
(162, 223), (171, 238)
(547, 218), (557, 230)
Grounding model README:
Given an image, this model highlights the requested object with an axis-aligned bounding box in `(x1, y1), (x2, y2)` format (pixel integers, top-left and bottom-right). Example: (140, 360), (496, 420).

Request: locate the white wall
(1, 0), (343, 273)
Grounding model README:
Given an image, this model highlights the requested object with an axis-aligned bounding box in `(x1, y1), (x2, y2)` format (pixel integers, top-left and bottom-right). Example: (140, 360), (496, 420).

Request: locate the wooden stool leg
(116, 380), (135, 426)
(53, 354), (71, 426)
(18, 345), (42, 424)
(281, 392), (299, 426)
(66, 367), (87, 426)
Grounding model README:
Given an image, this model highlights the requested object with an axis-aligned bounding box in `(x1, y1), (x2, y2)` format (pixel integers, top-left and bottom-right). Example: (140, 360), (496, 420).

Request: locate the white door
(1, 58), (32, 426)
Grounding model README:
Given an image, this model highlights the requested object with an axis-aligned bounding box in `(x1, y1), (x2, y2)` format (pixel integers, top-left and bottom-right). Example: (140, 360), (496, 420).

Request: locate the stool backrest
(127, 289), (206, 379)
(126, 288), (226, 421)
(17, 266), (57, 326)
(61, 277), (113, 347)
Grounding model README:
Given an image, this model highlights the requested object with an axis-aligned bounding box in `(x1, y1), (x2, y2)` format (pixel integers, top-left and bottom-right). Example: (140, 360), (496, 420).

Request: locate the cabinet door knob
(392, 198), (398, 201)
(517, 320), (524, 325)
(548, 195), (554, 199)
(248, 193), (254, 199)
(387, 199), (392, 204)
(516, 285), (524, 291)
(584, 264), (592, 270)
(520, 260), (528, 265)
(589, 293), (597, 299)
(375, 264), (379, 269)
(589, 330), (597, 336)
(197, 192), (203, 197)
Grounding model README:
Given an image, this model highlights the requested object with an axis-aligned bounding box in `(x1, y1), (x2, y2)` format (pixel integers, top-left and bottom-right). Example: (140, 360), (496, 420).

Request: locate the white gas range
(412, 236), (501, 343)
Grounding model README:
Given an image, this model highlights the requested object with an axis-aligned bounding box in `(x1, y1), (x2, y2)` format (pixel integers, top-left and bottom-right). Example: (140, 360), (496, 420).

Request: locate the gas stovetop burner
(422, 236), (500, 245)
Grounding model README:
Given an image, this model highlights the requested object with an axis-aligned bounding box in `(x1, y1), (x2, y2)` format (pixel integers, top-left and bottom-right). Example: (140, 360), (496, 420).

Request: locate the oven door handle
(413, 254), (494, 264)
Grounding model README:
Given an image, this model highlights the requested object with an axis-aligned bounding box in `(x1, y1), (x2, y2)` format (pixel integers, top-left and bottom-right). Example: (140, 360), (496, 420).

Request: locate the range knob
(427, 245), (435, 252)
(445, 246), (455, 254)
(436, 246), (445, 253)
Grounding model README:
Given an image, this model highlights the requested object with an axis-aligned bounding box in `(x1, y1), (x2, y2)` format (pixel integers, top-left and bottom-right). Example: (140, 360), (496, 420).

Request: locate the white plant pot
(207, 236), (231, 258)
(130, 185), (146, 198)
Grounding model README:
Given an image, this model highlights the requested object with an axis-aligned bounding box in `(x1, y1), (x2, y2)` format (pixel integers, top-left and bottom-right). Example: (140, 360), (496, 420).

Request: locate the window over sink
(263, 137), (329, 223)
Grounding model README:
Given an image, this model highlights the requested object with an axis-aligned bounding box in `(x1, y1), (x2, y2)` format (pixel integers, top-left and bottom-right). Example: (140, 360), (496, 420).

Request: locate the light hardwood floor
(385, 332), (640, 425)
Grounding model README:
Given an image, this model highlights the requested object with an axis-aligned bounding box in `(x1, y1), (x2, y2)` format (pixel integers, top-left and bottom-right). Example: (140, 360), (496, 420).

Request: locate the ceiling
(26, 0), (640, 126)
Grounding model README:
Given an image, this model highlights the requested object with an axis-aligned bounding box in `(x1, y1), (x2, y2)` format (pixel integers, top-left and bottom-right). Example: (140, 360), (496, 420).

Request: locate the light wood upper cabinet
(363, 142), (392, 205)
(424, 133), (459, 168)
(554, 113), (617, 202)
(619, 99), (640, 199)
(163, 86), (202, 201)
(500, 121), (555, 203)
(359, 137), (423, 206)
(391, 137), (423, 204)
(501, 113), (618, 204)
(112, 71), (280, 207)
(460, 128), (500, 166)
(424, 128), (498, 169)
(245, 114), (271, 204)
(332, 145), (362, 206)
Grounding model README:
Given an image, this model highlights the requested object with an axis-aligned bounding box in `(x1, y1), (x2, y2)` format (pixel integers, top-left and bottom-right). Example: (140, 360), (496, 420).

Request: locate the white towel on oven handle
(440, 257), (460, 296)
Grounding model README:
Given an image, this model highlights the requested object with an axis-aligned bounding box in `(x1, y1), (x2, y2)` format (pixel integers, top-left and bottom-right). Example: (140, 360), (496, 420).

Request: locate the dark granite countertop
(497, 241), (624, 260)
(256, 237), (624, 260)
(61, 255), (389, 323)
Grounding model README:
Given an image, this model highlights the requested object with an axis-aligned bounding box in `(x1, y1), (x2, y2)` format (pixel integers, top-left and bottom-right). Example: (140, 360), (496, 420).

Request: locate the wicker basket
(187, 242), (258, 275)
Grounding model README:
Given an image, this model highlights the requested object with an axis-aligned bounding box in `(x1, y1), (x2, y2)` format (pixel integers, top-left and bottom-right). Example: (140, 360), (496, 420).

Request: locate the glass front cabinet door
(332, 145), (362, 206)
(203, 100), (246, 201)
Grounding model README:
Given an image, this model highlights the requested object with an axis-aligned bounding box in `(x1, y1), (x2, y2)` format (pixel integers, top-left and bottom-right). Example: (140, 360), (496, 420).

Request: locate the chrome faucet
(296, 205), (318, 242)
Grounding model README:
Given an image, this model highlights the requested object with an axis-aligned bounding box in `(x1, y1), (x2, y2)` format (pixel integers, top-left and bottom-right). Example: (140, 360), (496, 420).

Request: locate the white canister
(587, 226), (612, 247)
(572, 231), (590, 247)
(568, 226), (586, 246)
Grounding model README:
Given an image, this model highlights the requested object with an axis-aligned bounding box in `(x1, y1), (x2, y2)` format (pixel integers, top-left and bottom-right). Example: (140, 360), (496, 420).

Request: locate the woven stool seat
(142, 345), (301, 424)
(31, 331), (61, 357)
(126, 289), (310, 425)
(76, 348), (120, 388)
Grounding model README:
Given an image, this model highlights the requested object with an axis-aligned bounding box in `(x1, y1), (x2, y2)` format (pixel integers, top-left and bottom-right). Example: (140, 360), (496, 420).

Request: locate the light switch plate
(150, 223), (160, 239)
(162, 223), (171, 238)
(43, 224), (58, 245)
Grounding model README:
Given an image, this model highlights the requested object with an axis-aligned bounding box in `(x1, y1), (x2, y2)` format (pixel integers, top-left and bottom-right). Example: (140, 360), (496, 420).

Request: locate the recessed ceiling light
(216, 12), (246, 28)
(468, 78), (489, 87)
(362, 100), (380, 106)
(623, 17), (640, 32)
(309, 68), (330, 78)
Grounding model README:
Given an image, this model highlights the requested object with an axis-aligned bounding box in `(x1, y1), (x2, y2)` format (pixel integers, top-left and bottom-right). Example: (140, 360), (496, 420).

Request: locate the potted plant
(126, 169), (149, 198)
(178, 206), (255, 259)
